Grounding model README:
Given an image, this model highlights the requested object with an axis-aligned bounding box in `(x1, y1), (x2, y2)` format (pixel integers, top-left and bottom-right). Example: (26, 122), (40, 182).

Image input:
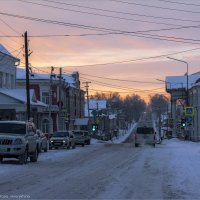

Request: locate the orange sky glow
(1, 0), (200, 102)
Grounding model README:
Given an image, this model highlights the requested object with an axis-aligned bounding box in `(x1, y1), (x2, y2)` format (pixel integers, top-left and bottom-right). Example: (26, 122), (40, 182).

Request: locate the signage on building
(185, 107), (194, 116)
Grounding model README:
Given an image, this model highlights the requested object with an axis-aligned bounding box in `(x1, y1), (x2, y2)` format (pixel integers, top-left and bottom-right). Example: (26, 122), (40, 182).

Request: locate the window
(42, 118), (49, 133)
(0, 123), (26, 134)
(136, 127), (154, 134)
(42, 92), (49, 104)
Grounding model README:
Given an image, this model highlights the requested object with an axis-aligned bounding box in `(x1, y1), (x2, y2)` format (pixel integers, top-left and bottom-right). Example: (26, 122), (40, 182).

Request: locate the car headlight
(13, 138), (23, 145)
(50, 140), (53, 143)
(63, 140), (66, 143)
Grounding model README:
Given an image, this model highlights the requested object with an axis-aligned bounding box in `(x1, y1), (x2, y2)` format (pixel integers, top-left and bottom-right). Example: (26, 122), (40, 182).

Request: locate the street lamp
(167, 57), (189, 106)
(156, 79), (171, 90)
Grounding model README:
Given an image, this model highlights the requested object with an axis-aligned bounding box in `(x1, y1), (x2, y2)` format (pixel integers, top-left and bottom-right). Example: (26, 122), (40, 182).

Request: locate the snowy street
(1, 136), (200, 199)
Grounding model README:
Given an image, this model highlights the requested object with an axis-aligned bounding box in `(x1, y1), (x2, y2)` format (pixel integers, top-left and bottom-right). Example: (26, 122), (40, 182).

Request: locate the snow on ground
(91, 123), (136, 145)
(0, 123), (136, 175)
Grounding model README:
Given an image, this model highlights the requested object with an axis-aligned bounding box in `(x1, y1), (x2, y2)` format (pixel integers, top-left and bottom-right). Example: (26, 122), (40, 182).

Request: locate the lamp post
(167, 57), (189, 106)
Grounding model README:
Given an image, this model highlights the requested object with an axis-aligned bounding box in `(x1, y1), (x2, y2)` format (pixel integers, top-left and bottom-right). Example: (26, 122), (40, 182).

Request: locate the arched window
(42, 118), (49, 133)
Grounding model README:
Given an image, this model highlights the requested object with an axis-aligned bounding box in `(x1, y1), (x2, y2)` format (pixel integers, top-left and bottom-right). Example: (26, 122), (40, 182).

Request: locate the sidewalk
(91, 123), (137, 144)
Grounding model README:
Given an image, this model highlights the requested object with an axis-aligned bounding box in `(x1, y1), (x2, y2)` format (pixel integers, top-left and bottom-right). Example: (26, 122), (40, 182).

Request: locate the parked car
(72, 130), (91, 146)
(133, 126), (156, 147)
(50, 131), (75, 149)
(36, 129), (48, 152)
(0, 120), (40, 164)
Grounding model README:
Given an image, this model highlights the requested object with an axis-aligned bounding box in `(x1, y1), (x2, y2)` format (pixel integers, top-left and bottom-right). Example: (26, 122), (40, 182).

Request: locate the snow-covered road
(1, 135), (200, 199)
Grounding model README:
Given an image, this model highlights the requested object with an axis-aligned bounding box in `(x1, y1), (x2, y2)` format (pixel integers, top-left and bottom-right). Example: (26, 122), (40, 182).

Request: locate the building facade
(166, 72), (200, 141)
(16, 69), (85, 133)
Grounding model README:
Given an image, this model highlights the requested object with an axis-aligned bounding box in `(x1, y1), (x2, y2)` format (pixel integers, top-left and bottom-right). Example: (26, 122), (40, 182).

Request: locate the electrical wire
(17, 0), (183, 27)
(109, 0), (200, 14)
(2, 11), (200, 43)
(157, 0), (200, 7)
(43, 0), (200, 24)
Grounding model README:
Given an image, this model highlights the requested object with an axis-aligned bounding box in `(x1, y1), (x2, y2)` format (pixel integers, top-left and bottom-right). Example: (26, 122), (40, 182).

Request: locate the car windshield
(53, 132), (69, 137)
(0, 123), (26, 134)
(73, 131), (83, 136)
(136, 127), (154, 134)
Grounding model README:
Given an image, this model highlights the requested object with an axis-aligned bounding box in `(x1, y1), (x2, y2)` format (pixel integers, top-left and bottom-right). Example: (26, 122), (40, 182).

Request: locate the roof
(166, 72), (200, 90)
(0, 89), (47, 107)
(16, 68), (76, 87)
(74, 118), (89, 126)
(0, 44), (20, 61)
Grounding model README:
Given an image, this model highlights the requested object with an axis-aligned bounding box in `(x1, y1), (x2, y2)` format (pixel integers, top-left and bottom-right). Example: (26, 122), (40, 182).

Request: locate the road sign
(185, 107), (194, 116)
(186, 116), (193, 125)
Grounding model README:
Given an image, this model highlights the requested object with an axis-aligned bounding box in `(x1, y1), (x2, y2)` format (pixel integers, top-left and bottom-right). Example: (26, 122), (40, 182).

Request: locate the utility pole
(58, 68), (62, 130)
(24, 31), (31, 120)
(48, 66), (54, 142)
(83, 81), (91, 118)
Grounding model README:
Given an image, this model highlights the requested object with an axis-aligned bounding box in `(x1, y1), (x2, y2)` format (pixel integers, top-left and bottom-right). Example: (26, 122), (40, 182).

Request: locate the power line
(157, 0), (200, 7)
(2, 11), (200, 46)
(56, 47), (200, 68)
(44, 0), (200, 24)
(17, 0), (182, 27)
(61, 68), (163, 85)
(79, 76), (165, 93)
(109, 0), (200, 14)
(27, 46), (200, 69)
(0, 17), (20, 35)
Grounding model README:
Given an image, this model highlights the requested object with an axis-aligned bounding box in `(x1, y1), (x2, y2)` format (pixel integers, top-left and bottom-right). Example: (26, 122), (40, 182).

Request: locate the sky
(1, 0), (200, 101)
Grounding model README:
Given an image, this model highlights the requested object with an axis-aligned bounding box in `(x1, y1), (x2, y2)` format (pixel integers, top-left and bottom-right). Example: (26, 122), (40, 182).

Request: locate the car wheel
(87, 140), (91, 145)
(38, 145), (42, 153)
(19, 149), (28, 165)
(44, 146), (48, 152)
(82, 143), (85, 147)
(67, 143), (70, 149)
(30, 148), (38, 162)
(0, 157), (3, 163)
(72, 144), (76, 149)
(135, 143), (138, 147)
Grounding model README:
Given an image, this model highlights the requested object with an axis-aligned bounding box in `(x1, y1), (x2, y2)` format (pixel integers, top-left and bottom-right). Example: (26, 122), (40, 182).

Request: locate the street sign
(185, 107), (194, 116)
(186, 116), (193, 125)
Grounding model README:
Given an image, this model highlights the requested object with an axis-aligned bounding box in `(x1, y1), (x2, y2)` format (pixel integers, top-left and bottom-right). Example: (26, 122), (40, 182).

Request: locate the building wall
(189, 86), (200, 141)
(0, 53), (17, 89)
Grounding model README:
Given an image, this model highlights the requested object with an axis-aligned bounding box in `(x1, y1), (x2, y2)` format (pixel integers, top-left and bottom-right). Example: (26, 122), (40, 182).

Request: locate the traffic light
(181, 117), (186, 128)
(92, 124), (98, 132)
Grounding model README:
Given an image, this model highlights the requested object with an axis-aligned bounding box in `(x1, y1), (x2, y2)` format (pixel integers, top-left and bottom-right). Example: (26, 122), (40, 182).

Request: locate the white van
(133, 126), (156, 147)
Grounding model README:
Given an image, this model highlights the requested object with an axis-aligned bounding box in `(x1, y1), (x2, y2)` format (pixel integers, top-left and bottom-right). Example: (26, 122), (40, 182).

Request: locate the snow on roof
(0, 89), (47, 107)
(0, 44), (19, 61)
(16, 68), (75, 86)
(166, 72), (200, 90)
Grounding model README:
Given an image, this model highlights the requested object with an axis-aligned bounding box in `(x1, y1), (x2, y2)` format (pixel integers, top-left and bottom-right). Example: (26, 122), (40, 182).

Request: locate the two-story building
(0, 44), (47, 121)
(166, 72), (200, 141)
(16, 68), (85, 134)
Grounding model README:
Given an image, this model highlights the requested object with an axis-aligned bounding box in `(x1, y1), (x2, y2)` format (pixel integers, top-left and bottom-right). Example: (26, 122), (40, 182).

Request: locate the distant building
(166, 72), (200, 141)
